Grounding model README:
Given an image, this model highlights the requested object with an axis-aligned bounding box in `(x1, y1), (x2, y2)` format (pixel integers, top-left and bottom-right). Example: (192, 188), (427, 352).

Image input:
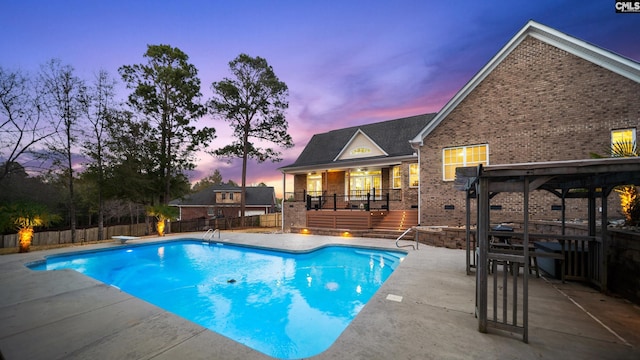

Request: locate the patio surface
(0, 232), (639, 359)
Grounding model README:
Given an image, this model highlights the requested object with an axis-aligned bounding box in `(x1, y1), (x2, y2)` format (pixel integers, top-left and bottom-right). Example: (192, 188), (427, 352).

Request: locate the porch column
(281, 172), (286, 232)
(323, 170), (328, 195)
(346, 169), (351, 203)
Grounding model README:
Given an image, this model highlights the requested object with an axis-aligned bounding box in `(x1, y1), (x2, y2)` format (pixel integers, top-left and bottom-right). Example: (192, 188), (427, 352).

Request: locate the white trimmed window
(611, 128), (637, 156)
(392, 166), (401, 189)
(409, 163), (419, 187)
(443, 144), (488, 181)
(307, 173), (322, 196)
(348, 169), (381, 199)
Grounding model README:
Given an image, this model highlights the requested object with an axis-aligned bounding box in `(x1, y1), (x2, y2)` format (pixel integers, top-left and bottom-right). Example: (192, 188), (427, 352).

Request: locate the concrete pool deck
(0, 232), (638, 359)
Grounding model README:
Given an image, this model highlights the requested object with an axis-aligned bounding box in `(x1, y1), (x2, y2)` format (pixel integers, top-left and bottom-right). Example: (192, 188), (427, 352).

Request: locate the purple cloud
(1, 1), (638, 198)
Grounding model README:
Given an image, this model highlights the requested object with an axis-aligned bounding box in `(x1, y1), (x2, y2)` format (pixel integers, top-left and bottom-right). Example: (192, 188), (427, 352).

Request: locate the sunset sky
(1, 1), (639, 197)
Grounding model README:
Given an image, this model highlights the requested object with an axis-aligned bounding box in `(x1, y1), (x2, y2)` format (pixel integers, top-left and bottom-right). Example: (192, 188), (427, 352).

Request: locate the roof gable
(411, 20), (640, 145)
(334, 129), (388, 161)
(281, 113), (435, 172)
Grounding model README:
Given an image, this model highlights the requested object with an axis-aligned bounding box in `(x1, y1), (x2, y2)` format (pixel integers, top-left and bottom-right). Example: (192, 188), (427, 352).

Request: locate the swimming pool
(28, 239), (406, 359)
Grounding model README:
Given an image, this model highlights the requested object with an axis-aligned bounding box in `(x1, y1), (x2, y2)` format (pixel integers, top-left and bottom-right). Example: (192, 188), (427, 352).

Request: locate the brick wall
(294, 174), (307, 192)
(179, 207), (209, 220)
(326, 171), (345, 195)
(400, 161), (419, 210)
(419, 37), (640, 226)
(283, 201), (307, 232)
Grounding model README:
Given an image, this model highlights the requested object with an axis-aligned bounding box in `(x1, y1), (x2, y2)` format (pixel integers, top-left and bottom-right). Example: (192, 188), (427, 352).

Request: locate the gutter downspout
(410, 140), (422, 226)
(281, 172), (286, 233)
(417, 147), (421, 225)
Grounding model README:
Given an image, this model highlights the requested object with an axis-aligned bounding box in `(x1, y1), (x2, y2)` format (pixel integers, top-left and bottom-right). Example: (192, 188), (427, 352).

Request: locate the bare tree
(82, 70), (118, 240)
(39, 59), (88, 243)
(0, 66), (54, 181)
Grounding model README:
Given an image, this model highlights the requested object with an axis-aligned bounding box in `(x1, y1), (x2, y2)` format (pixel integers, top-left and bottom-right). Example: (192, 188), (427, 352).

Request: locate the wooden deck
(305, 210), (418, 231)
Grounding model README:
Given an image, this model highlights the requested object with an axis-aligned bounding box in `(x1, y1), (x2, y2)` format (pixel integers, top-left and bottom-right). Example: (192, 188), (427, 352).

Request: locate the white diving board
(112, 236), (139, 244)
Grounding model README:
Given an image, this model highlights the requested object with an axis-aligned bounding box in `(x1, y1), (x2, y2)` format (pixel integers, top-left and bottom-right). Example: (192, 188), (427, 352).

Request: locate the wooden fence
(259, 213), (282, 227)
(1, 223), (149, 248)
(0, 213), (282, 248)
(169, 213), (281, 233)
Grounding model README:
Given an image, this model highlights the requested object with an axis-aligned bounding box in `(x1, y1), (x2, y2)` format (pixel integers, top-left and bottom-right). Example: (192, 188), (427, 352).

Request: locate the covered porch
(286, 164), (418, 209)
(282, 162), (420, 234)
(278, 114), (431, 234)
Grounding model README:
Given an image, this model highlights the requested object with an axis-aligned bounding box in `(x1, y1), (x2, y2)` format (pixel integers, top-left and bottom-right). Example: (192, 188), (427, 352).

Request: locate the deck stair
(304, 210), (418, 239)
(370, 210), (417, 230)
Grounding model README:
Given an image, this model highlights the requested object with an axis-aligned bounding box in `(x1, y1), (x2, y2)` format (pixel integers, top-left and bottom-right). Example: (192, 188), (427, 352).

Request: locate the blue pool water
(29, 240), (405, 359)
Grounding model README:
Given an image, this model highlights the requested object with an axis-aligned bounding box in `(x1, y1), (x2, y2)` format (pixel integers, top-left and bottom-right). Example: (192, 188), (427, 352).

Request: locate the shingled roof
(169, 185), (275, 207)
(280, 113), (435, 172)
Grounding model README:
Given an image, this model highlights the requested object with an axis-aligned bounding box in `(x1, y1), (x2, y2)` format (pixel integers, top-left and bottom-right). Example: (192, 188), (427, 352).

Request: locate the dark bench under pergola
(456, 157), (640, 343)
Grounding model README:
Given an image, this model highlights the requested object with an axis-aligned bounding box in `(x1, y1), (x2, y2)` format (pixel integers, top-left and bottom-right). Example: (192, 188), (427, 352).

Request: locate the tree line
(0, 45), (293, 242)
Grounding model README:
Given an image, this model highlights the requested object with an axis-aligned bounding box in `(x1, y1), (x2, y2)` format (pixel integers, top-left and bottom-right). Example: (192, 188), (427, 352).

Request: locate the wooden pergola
(456, 157), (640, 342)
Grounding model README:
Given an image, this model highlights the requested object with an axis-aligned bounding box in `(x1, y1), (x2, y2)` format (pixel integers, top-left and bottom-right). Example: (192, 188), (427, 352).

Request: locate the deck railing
(285, 189), (402, 211)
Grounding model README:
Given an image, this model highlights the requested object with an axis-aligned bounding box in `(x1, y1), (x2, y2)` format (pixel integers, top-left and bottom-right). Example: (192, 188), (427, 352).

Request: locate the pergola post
(601, 187), (609, 291)
(561, 189), (567, 236)
(588, 189), (597, 237)
(477, 176), (489, 333)
(466, 189), (472, 275)
(522, 177), (530, 343)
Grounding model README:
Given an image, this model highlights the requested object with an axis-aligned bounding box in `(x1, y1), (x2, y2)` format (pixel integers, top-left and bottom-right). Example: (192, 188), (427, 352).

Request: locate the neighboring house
(170, 184), (276, 221)
(280, 20), (640, 231)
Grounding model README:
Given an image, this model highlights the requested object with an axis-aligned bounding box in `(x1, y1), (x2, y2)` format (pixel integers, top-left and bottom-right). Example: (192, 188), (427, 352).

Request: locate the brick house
(410, 20), (639, 227)
(281, 20), (639, 232)
(279, 114), (434, 232)
(170, 184), (276, 221)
